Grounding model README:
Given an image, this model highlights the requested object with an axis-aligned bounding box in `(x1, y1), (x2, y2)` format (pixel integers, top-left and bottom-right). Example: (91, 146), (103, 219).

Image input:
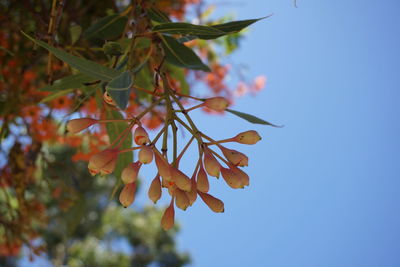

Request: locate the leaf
(39, 73), (93, 91)
(226, 108), (282, 127)
(69, 24), (82, 44)
(153, 23), (226, 39)
(105, 109), (133, 180)
(211, 17), (267, 34)
(148, 8), (171, 23)
(40, 88), (74, 103)
(106, 71), (133, 110)
(22, 31), (121, 81)
(160, 35), (210, 72)
(166, 64), (189, 95)
(83, 14), (128, 41)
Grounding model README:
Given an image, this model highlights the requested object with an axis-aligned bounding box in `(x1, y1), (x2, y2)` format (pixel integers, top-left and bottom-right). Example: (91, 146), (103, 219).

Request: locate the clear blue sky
(169, 1), (400, 266)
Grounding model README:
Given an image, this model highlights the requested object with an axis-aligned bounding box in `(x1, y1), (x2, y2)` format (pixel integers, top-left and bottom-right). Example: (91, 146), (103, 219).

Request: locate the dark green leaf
(106, 71), (133, 110)
(83, 14), (128, 41)
(177, 35), (198, 43)
(22, 32), (121, 81)
(211, 16), (268, 34)
(39, 73), (93, 91)
(70, 24), (82, 44)
(105, 109), (133, 180)
(153, 23), (225, 39)
(166, 64), (189, 95)
(160, 35), (210, 72)
(148, 8), (171, 23)
(226, 108), (282, 127)
(40, 88), (74, 103)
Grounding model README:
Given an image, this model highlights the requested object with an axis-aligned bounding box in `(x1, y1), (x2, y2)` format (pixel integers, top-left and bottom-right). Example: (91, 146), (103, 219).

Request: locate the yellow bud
(220, 166), (243, 189)
(161, 199), (175, 230)
(175, 189), (190, 211)
(148, 175), (162, 203)
(170, 167), (192, 192)
(121, 161), (141, 184)
(198, 192), (224, 213)
(203, 148), (220, 178)
(138, 146), (153, 164)
(67, 118), (98, 134)
(203, 97), (229, 112)
(134, 126), (150, 145)
(219, 146), (248, 167)
(119, 182), (136, 208)
(88, 149), (118, 176)
(196, 164), (209, 193)
(153, 149), (171, 181)
(233, 130), (262, 145)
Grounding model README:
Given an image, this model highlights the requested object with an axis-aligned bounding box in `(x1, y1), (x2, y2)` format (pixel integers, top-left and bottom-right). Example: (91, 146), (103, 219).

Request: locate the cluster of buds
(67, 73), (262, 230)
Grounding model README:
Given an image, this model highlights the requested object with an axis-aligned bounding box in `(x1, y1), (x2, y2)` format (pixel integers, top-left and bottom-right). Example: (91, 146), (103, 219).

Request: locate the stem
(209, 148), (230, 166)
(136, 96), (165, 120)
(109, 122), (134, 148)
(175, 135), (195, 166)
(151, 124), (167, 145)
(119, 146), (141, 154)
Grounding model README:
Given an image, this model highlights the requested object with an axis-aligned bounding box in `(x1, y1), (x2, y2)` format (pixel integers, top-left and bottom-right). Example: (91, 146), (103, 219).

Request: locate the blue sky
(169, 1), (400, 267)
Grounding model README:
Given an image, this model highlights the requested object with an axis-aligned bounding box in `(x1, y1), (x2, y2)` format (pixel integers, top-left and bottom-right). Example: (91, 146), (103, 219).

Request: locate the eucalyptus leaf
(83, 14), (128, 41)
(226, 108), (281, 127)
(153, 23), (225, 39)
(40, 88), (74, 103)
(22, 31), (121, 81)
(70, 24), (82, 44)
(106, 71), (133, 110)
(39, 73), (93, 92)
(148, 8), (171, 23)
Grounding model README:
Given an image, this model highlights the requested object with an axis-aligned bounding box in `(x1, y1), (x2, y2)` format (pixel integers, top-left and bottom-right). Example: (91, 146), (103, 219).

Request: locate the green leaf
(40, 88), (74, 103)
(22, 31), (121, 81)
(105, 109), (132, 180)
(39, 73), (93, 91)
(160, 35), (210, 72)
(166, 64), (189, 95)
(153, 23), (226, 39)
(106, 71), (133, 110)
(83, 14), (128, 41)
(211, 17), (267, 34)
(69, 24), (82, 44)
(148, 8), (171, 23)
(226, 108), (282, 127)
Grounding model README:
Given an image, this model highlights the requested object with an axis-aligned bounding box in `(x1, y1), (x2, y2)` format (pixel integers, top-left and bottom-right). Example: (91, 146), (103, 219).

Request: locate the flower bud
(121, 161), (141, 184)
(138, 145), (153, 164)
(88, 149), (118, 175)
(219, 146), (248, 167)
(67, 118), (98, 134)
(103, 91), (116, 106)
(153, 149), (172, 181)
(203, 97), (229, 112)
(203, 148), (220, 178)
(170, 167), (191, 192)
(161, 200), (175, 230)
(230, 164), (249, 187)
(233, 130), (262, 145)
(196, 164), (209, 193)
(175, 189), (190, 211)
(186, 178), (197, 206)
(198, 192), (224, 213)
(148, 175), (162, 203)
(119, 182), (136, 208)
(134, 126), (150, 145)
(220, 166), (244, 189)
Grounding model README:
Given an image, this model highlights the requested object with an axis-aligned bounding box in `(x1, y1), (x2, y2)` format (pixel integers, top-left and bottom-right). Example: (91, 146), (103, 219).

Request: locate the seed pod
(153, 149), (172, 181)
(220, 166), (243, 189)
(219, 146), (248, 167)
(148, 175), (162, 203)
(203, 148), (220, 178)
(233, 130), (262, 145)
(121, 161), (141, 184)
(198, 192), (224, 213)
(196, 164), (209, 193)
(134, 126), (150, 145)
(119, 182), (136, 208)
(203, 97), (229, 112)
(175, 189), (190, 211)
(139, 146), (153, 164)
(161, 199), (175, 230)
(88, 149), (119, 176)
(67, 118), (98, 134)
(170, 167), (191, 192)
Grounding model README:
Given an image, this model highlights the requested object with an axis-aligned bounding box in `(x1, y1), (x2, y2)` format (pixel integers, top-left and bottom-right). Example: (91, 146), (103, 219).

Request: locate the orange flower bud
(121, 161), (141, 184)
(196, 164), (209, 193)
(148, 175), (162, 203)
(67, 118), (98, 134)
(134, 126), (150, 145)
(175, 189), (190, 210)
(219, 146), (248, 167)
(220, 166), (244, 189)
(119, 182), (136, 207)
(161, 199), (175, 230)
(138, 145), (153, 164)
(230, 165), (249, 187)
(198, 192), (224, 213)
(170, 167), (192, 192)
(203, 148), (220, 178)
(203, 97), (229, 112)
(153, 149), (171, 181)
(88, 149), (118, 175)
(186, 178), (197, 206)
(103, 91), (117, 106)
(233, 130), (262, 145)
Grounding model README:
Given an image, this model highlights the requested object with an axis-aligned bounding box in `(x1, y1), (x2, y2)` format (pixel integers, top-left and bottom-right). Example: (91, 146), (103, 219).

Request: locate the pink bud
(161, 199), (175, 230)
(198, 192), (224, 213)
(203, 148), (220, 178)
(219, 146), (248, 167)
(175, 189), (190, 211)
(119, 182), (136, 207)
(170, 167), (192, 192)
(88, 149), (119, 175)
(203, 97), (229, 112)
(185, 178), (197, 206)
(134, 126), (150, 145)
(196, 164), (209, 193)
(103, 91), (117, 106)
(153, 149), (172, 181)
(229, 164), (249, 187)
(148, 175), (162, 203)
(67, 118), (98, 134)
(233, 130), (262, 145)
(121, 161), (141, 184)
(138, 146), (153, 164)
(220, 166), (244, 189)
